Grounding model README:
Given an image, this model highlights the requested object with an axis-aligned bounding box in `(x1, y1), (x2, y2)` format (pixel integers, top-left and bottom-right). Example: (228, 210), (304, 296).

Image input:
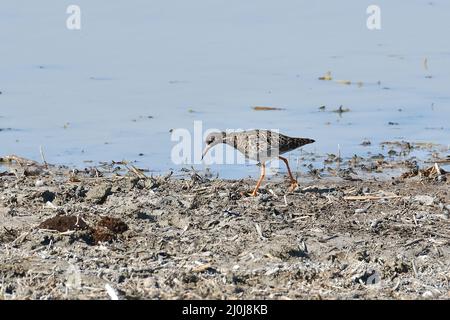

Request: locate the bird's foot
(240, 190), (259, 197)
(288, 181), (299, 192)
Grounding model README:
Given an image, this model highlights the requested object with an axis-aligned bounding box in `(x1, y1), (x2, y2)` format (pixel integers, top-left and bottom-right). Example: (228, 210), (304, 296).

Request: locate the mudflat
(0, 156), (449, 299)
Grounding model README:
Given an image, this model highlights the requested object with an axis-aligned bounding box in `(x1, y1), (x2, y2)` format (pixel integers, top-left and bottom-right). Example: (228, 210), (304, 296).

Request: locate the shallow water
(1, 1), (449, 178)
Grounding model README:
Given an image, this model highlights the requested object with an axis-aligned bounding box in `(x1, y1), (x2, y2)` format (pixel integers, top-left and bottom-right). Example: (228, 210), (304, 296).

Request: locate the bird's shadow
(300, 187), (336, 195)
(136, 212), (156, 222)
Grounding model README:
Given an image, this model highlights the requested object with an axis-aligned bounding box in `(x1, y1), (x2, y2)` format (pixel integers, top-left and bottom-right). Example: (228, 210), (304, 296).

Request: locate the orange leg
(251, 163), (266, 196)
(279, 156), (298, 191)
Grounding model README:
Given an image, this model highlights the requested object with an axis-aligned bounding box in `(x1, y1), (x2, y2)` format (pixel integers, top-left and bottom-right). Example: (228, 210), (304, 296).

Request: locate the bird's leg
(251, 163), (266, 196)
(279, 156), (298, 191)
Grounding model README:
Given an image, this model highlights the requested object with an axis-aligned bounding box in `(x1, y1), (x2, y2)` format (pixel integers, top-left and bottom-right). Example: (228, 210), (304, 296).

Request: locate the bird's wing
(237, 130), (281, 161)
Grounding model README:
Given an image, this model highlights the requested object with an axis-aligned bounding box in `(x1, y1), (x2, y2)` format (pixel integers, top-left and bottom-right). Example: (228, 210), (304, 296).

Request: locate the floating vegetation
(319, 72), (364, 87)
(252, 106), (285, 111)
(332, 105), (350, 115)
(401, 163), (447, 180)
(335, 80), (351, 85)
(318, 71), (332, 81)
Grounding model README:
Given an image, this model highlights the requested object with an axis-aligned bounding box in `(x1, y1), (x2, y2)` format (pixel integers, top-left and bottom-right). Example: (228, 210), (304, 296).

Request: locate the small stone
(86, 184), (112, 204)
(35, 180), (44, 187)
(143, 277), (158, 288)
(75, 185), (87, 198)
(370, 219), (382, 230)
(41, 190), (56, 203)
(413, 195), (434, 206)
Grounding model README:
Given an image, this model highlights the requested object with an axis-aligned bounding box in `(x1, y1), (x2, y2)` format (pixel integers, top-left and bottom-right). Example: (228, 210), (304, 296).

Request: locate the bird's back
(224, 130), (314, 162)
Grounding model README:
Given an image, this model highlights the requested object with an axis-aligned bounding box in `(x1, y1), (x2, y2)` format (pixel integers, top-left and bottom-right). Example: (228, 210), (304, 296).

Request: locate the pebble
(413, 195), (434, 206)
(143, 277), (157, 288)
(86, 184), (112, 204)
(370, 219), (382, 229)
(41, 190), (56, 203)
(35, 180), (44, 187)
(422, 291), (434, 299)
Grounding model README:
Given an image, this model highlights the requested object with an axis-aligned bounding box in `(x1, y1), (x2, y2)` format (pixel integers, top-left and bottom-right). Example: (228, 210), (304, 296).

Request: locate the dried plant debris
(332, 105), (350, 114)
(97, 217), (128, 233)
(92, 226), (119, 244)
(401, 163), (448, 180)
(335, 80), (351, 85)
(252, 106), (285, 111)
(381, 141), (412, 150)
(318, 71), (333, 81)
(85, 184), (112, 204)
(318, 72), (363, 87)
(1, 155), (450, 300)
(0, 155), (42, 167)
(38, 215), (128, 245)
(39, 216), (89, 232)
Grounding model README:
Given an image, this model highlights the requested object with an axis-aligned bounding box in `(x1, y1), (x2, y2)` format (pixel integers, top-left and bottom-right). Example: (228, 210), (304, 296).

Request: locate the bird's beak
(201, 145), (211, 160)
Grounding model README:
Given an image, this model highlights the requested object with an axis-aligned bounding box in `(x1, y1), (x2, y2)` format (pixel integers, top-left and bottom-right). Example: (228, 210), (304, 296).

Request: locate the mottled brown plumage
(202, 130), (315, 196)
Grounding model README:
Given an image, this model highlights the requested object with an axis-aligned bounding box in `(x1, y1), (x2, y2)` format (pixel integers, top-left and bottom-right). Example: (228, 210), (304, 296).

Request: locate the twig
(344, 195), (401, 201)
(3, 226), (15, 235)
(40, 146), (48, 169)
(11, 231), (30, 245)
(434, 163), (441, 175)
(392, 280), (401, 291)
(411, 259), (418, 278)
(404, 238), (423, 247)
(191, 263), (212, 273)
(425, 159), (450, 164)
(127, 164), (147, 179)
(255, 223), (265, 240)
(0, 155), (38, 167)
(337, 144), (341, 171)
(105, 284), (120, 300)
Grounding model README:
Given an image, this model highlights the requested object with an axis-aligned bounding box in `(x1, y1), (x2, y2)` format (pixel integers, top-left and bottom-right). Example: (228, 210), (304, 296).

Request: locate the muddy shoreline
(0, 156), (449, 300)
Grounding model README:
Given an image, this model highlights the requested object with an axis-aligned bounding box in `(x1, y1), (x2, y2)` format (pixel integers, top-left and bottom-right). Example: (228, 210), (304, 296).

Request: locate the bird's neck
(222, 133), (238, 147)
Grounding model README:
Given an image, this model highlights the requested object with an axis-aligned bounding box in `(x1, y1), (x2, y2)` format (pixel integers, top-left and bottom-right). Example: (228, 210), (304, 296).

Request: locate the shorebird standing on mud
(202, 130), (315, 196)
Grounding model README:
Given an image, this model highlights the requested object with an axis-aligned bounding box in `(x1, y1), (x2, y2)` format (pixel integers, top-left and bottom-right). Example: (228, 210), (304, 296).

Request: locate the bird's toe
(240, 190), (258, 197)
(288, 181), (299, 192)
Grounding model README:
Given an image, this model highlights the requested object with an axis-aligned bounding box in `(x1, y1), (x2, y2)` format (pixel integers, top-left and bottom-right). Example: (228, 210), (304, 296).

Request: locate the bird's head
(201, 131), (226, 160)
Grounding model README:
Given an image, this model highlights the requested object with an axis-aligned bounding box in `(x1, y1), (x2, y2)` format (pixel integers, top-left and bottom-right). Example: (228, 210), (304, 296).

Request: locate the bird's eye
(207, 136), (215, 144)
